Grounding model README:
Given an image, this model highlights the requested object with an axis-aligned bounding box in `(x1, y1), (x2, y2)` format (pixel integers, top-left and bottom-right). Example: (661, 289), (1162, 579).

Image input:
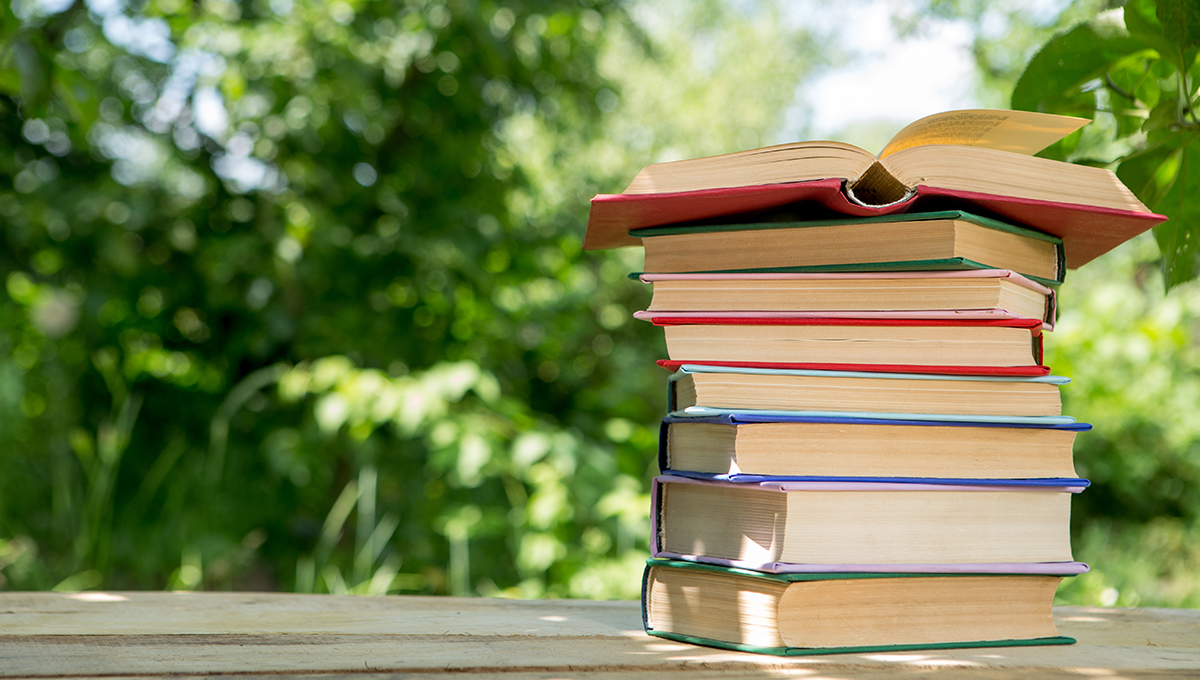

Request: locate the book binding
(650, 475), (1090, 574)
(641, 560), (1078, 655)
(636, 267), (1058, 328)
(586, 178), (1165, 268)
(653, 315), (1047, 371)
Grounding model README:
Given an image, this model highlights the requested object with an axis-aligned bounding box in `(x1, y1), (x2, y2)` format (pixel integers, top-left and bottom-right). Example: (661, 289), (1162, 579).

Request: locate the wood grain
(0, 593), (1196, 678)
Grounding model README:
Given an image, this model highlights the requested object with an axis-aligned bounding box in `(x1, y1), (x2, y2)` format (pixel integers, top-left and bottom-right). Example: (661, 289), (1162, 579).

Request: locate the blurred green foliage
(0, 0), (661, 596)
(0, 0), (820, 598)
(2, 0), (1199, 609)
(1048, 235), (1200, 607)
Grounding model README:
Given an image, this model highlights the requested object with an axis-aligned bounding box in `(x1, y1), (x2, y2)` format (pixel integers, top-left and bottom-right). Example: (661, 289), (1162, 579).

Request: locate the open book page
(623, 142), (869, 195)
(878, 110), (1089, 159)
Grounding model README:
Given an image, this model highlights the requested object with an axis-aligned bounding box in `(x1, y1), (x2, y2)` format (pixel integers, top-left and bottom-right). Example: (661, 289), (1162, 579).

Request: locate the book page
(622, 142), (873, 194)
(878, 109), (1089, 159)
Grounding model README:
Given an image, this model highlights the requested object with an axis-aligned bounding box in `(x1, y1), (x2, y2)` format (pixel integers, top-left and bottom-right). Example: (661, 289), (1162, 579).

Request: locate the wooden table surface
(1, 592), (1198, 679)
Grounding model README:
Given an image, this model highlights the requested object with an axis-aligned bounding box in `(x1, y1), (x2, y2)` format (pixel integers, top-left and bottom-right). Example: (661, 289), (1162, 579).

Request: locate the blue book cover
(658, 412), (1091, 483)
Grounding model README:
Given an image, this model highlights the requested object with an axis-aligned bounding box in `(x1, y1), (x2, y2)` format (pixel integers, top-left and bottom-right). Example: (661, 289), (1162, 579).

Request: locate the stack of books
(585, 110), (1166, 655)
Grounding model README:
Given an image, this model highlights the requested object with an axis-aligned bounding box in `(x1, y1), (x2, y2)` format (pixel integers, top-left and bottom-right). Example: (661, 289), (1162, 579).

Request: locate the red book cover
(585, 180), (1165, 269)
(655, 360), (1051, 377)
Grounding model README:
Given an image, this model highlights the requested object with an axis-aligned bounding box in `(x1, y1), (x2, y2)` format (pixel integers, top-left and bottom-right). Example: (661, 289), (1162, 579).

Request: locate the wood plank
(3, 672), (1199, 680)
(0, 592), (641, 636)
(0, 593), (1196, 678)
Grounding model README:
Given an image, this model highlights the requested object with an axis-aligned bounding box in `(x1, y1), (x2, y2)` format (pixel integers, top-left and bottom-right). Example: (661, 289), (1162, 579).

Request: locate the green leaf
(1142, 96), (1180, 137)
(1105, 58), (1161, 136)
(1012, 23), (1148, 114)
(1157, 134), (1200, 288)
(1036, 124), (1085, 162)
(1156, 0), (1200, 74)
(1106, 59), (1152, 100)
(1031, 89), (1098, 161)
(1117, 135), (1182, 206)
(1125, 0), (1180, 65)
(1117, 130), (1200, 288)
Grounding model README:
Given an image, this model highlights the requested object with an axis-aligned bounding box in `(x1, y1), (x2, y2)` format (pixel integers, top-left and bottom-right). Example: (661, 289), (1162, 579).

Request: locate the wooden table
(1, 592), (1198, 678)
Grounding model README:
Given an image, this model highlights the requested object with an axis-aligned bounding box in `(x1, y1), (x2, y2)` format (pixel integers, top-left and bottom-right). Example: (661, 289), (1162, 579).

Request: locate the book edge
(644, 629), (1076, 656)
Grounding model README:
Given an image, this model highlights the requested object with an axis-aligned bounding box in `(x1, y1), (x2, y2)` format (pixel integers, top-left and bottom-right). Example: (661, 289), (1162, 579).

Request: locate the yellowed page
(878, 109), (1089, 159)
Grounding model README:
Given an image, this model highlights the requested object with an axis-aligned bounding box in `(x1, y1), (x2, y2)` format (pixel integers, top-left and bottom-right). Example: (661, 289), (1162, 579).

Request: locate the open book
(586, 110), (1166, 267)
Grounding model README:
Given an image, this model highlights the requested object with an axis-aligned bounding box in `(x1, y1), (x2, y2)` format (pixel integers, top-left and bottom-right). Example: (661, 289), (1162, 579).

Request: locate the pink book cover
(586, 179), (1165, 268)
(639, 269), (1052, 288)
(654, 359), (1052, 376)
(635, 269), (1057, 329)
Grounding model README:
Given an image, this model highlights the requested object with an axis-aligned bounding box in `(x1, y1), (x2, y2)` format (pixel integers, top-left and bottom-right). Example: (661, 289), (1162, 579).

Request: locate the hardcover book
(585, 109), (1166, 267)
(666, 365), (1071, 420)
(651, 475), (1088, 572)
(637, 268), (1057, 328)
(653, 317), (1047, 372)
(642, 559), (1076, 655)
(658, 413), (1090, 481)
(632, 211), (1065, 285)
(656, 358), (1052, 376)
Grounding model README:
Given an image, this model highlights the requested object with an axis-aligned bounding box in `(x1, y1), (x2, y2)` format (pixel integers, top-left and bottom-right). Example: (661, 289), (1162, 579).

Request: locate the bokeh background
(2, 0), (1199, 607)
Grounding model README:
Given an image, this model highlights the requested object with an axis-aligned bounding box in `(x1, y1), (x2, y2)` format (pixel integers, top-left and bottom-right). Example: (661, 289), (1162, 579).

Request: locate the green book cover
(629, 210), (1066, 286)
(629, 209), (1061, 243)
(641, 559), (1076, 656)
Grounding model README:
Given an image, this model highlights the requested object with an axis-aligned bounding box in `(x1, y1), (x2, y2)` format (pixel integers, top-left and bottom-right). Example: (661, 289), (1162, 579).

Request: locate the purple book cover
(650, 475), (1090, 575)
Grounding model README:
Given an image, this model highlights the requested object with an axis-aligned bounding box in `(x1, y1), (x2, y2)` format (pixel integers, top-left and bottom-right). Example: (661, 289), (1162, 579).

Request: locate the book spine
(665, 373), (681, 412)
(657, 420), (670, 475)
(640, 561), (653, 632)
(650, 477), (666, 558)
